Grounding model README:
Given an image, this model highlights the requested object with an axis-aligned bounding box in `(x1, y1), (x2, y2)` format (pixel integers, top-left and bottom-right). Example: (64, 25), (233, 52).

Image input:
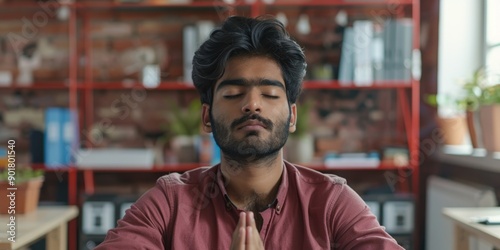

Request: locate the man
(96, 16), (404, 249)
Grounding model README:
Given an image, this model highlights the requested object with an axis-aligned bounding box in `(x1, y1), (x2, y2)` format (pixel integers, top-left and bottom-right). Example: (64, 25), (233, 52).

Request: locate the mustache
(231, 114), (274, 130)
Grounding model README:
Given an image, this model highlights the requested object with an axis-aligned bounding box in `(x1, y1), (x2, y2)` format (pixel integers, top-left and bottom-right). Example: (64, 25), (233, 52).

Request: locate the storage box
(82, 195), (117, 235)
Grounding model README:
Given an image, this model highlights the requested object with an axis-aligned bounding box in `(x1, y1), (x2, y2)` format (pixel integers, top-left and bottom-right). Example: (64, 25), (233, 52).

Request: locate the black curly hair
(192, 15), (307, 105)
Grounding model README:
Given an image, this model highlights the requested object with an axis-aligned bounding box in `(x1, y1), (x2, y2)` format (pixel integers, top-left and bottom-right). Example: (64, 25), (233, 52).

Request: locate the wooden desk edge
(0, 206), (79, 250)
(442, 208), (500, 248)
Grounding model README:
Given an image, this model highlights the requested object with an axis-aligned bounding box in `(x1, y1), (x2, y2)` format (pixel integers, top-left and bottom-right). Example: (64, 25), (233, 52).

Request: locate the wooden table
(0, 206), (78, 250)
(443, 207), (500, 250)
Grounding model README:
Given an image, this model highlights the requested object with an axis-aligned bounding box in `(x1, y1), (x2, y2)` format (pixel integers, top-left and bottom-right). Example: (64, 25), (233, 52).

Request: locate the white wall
(438, 0), (484, 117)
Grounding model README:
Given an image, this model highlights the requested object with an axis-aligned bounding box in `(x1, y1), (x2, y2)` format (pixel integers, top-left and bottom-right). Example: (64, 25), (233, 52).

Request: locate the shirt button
(276, 205), (281, 214)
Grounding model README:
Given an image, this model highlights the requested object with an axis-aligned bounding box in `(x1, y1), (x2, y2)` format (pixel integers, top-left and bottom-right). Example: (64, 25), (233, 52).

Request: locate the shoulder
(286, 162), (363, 208)
(156, 166), (217, 188)
(151, 166), (219, 210)
(286, 161), (346, 187)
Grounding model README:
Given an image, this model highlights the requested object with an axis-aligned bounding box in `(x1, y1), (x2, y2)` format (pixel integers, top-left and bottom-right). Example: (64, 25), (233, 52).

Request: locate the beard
(210, 111), (290, 164)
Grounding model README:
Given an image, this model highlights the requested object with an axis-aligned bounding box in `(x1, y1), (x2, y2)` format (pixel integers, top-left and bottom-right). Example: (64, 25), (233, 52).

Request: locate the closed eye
(223, 94), (243, 99)
(263, 94), (280, 99)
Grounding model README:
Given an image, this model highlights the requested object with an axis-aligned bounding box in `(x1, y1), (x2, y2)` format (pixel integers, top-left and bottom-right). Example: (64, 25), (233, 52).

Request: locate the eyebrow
(215, 78), (285, 92)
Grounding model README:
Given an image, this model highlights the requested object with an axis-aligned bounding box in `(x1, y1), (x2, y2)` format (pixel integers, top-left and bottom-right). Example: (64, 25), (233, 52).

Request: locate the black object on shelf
(29, 129), (44, 164)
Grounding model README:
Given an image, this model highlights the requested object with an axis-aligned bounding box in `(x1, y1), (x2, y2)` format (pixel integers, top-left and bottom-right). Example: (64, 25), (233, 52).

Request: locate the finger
(235, 212), (246, 234)
(247, 211), (257, 229)
(239, 212), (247, 228)
(240, 212), (246, 229)
(231, 213), (246, 247)
(246, 225), (253, 247)
(231, 223), (246, 250)
(238, 227), (245, 250)
(247, 212), (260, 241)
(238, 212), (247, 248)
(230, 226), (245, 250)
(247, 212), (264, 249)
(232, 212), (244, 239)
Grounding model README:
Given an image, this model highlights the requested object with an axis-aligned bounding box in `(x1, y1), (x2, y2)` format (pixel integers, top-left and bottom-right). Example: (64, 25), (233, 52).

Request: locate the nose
(241, 89), (262, 114)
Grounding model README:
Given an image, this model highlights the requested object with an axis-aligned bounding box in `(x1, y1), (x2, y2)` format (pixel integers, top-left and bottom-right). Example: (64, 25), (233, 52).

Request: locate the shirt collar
(214, 161), (289, 215)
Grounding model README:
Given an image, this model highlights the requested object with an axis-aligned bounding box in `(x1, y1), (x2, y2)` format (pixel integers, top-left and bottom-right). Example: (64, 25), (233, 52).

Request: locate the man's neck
(220, 152), (284, 211)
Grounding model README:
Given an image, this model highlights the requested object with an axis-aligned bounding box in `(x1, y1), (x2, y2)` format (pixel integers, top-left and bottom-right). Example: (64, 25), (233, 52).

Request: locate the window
(485, 0), (500, 84)
(437, 0), (499, 118)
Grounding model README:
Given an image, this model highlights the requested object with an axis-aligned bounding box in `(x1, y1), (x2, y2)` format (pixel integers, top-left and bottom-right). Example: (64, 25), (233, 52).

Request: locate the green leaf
(167, 100), (202, 136)
(0, 168), (45, 183)
(292, 100), (312, 137)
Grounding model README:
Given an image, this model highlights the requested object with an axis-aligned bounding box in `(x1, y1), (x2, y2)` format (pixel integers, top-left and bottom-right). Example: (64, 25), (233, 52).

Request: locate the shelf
(31, 164), (75, 171)
(305, 162), (411, 171)
(303, 80), (413, 90)
(37, 162), (410, 172)
(32, 163), (204, 172)
(77, 163), (206, 172)
(79, 82), (196, 90)
(264, 0), (413, 7)
(75, 80), (413, 90)
(435, 146), (500, 174)
(0, 81), (415, 91)
(0, 2), (73, 8)
(0, 0), (413, 9)
(0, 83), (70, 90)
(75, 1), (251, 9)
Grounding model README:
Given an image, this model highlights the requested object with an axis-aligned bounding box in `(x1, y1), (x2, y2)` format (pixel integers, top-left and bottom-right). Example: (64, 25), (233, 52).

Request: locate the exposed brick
(50, 37), (69, 48)
(168, 65), (183, 79)
(111, 39), (136, 51)
(116, 11), (170, 21)
(136, 21), (183, 36)
(90, 21), (134, 37)
(0, 21), (22, 35)
(85, 10), (119, 20)
(91, 39), (109, 50)
(34, 68), (67, 81)
(38, 21), (69, 35)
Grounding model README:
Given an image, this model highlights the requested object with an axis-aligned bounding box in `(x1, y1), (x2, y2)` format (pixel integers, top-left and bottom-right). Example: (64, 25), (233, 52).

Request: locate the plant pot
(478, 104), (500, 152)
(436, 116), (467, 145)
(285, 134), (314, 164)
(171, 135), (199, 163)
(0, 177), (44, 214)
(466, 111), (482, 148)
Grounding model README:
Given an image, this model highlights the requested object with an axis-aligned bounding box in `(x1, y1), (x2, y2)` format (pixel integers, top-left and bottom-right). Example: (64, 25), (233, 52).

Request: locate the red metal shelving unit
(74, 1), (420, 247)
(2, 0), (420, 249)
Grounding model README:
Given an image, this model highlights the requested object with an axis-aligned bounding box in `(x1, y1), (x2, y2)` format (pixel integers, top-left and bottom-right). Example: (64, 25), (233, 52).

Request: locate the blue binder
(44, 108), (64, 168)
(44, 108), (79, 168)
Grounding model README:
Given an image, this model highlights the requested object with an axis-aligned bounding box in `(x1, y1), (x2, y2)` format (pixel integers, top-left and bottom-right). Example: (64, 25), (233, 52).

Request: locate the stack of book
(338, 18), (413, 85)
(324, 152), (380, 168)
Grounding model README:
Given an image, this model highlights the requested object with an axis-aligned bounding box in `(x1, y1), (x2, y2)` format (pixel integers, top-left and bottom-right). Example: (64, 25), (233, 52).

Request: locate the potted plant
(167, 100), (202, 163)
(458, 68), (487, 148)
(285, 100), (314, 164)
(0, 167), (44, 214)
(458, 67), (500, 152)
(477, 83), (500, 152)
(425, 94), (468, 146)
(424, 68), (488, 147)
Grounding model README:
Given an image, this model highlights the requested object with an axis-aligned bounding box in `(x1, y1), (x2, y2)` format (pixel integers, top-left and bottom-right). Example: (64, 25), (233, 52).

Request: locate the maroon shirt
(96, 162), (403, 249)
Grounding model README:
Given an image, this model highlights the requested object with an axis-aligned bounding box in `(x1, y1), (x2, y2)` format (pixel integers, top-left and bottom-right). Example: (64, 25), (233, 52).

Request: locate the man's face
(202, 55), (297, 163)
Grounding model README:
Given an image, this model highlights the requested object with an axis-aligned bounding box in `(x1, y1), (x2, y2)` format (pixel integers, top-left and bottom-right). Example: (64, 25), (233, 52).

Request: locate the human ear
(289, 103), (297, 133)
(202, 103), (212, 133)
